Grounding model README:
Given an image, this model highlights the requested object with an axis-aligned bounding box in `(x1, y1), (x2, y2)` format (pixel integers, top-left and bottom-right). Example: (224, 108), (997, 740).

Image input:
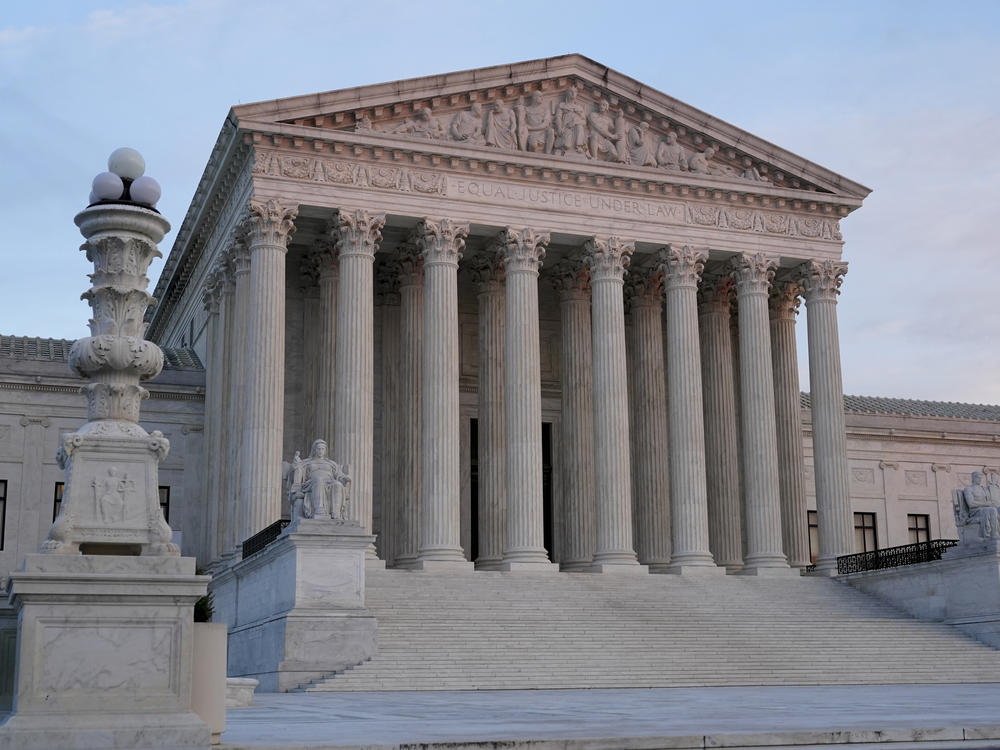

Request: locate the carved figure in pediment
(484, 99), (518, 151)
(688, 146), (737, 177)
(286, 439), (351, 521)
(516, 92), (555, 153)
(740, 164), (771, 183)
(449, 102), (485, 144)
(553, 87), (589, 156)
(392, 107), (443, 139)
(627, 121), (657, 167)
(355, 115), (372, 132)
(656, 132), (687, 171)
(587, 100), (628, 163)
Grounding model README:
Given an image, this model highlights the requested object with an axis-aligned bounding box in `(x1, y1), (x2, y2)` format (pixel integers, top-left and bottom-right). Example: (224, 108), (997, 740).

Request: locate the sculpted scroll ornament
(798, 259), (848, 301)
(728, 252), (778, 295)
(584, 236), (634, 281)
(416, 218), (469, 265)
(243, 199), (298, 248)
(333, 209), (385, 259)
(500, 227), (550, 273)
(658, 244), (708, 288)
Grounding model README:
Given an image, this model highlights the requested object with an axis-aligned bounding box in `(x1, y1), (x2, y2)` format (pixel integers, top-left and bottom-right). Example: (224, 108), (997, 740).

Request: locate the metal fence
(836, 539), (958, 575)
(241, 518), (290, 560)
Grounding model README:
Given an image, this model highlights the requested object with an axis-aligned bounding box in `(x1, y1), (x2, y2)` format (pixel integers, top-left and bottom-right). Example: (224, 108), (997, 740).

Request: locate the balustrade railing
(836, 539), (958, 575)
(241, 518), (290, 559)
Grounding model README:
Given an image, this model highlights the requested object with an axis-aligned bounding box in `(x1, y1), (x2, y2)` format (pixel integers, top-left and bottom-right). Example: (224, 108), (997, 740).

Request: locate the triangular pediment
(232, 54), (870, 201)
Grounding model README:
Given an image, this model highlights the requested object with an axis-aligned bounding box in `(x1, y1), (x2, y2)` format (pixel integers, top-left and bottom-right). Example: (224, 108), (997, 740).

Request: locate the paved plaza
(219, 684), (1000, 750)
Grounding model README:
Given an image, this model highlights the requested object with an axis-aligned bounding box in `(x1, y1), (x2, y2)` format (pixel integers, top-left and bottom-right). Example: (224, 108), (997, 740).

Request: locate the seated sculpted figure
(587, 100), (627, 162)
(484, 99), (518, 150)
(959, 471), (1000, 540)
(286, 439), (351, 522)
(553, 87), (588, 156)
(655, 132), (687, 171)
(449, 103), (485, 144)
(516, 91), (554, 153)
(391, 107), (443, 139)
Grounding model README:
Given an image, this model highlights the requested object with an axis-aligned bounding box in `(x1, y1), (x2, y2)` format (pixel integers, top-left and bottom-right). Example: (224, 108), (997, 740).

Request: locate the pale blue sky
(2, 1), (998, 402)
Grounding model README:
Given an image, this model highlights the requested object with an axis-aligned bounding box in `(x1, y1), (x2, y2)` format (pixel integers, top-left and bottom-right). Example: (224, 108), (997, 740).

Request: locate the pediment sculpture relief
(357, 87), (773, 184)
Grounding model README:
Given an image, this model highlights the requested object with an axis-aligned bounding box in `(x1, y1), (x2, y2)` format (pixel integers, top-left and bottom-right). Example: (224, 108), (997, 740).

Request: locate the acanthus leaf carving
(798, 259), (848, 301)
(416, 218), (468, 265)
(584, 236), (633, 282)
(500, 227), (550, 274)
(333, 209), (385, 259)
(243, 198), (298, 249)
(658, 244), (708, 289)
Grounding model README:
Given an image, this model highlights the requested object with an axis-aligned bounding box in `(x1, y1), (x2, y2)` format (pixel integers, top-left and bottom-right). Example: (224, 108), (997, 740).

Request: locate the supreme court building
(140, 54), (874, 579)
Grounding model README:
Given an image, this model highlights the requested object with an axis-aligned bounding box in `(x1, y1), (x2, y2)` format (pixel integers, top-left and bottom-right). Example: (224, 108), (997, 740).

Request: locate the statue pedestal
(0, 555), (210, 750)
(211, 518), (376, 692)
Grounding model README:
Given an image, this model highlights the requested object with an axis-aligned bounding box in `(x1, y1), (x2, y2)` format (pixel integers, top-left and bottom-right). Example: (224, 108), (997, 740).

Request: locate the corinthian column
(239, 199), (297, 539)
(314, 233), (339, 446)
(469, 250), (506, 570)
(770, 279), (811, 569)
(201, 270), (222, 561)
(333, 209), (385, 557)
(799, 260), (852, 574)
(549, 259), (596, 571)
(376, 258), (401, 565)
(394, 241), (424, 568)
(224, 240), (250, 553)
(698, 274), (743, 571)
(586, 237), (642, 572)
(298, 252), (320, 447)
(729, 253), (790, 573)
(501, 227), (557, 570)
(658, 245), (721, 574)
(415, 218), (472, 568)
(624, 267), (670, 571)
(214, 256), (236, 559)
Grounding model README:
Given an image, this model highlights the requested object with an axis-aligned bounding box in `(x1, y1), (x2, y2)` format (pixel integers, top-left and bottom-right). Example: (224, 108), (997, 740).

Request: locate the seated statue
(954, 471), (1000, 543)
(286, 439), (351, 522)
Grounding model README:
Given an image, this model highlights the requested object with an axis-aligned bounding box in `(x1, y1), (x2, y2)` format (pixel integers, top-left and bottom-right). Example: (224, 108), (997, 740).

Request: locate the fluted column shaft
(299, 256), (320, 447)
(770, 280), (811, 568)
(376, 260), (401, 563)
(698, 275), (743, 571)
(225, 246), (249, 552)
(551, 261), (596, 570)
(417, 218), (469, 565)
(502, 227), (553, 567)
(201, 273), (222, 561)
(625, 269), (671, 570)
(395, 246), (424, 567)
(215, 268), (235, 557)
(470, 252), (506, 569)
(241, 199), (298, 539)
(586, 237), (640, 569)
(730, 253), (788, 571)
(315, 238), (339, 445)
(333, 209), (385, 556)
(659, 245), (718, 571)
(800, 260), (853, 574)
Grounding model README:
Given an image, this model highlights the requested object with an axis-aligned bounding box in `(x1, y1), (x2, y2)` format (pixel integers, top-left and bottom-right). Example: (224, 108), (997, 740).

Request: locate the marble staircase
(298, 568), (1000, 691)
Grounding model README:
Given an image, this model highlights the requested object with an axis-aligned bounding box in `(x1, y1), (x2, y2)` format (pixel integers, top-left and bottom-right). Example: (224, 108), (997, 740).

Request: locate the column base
(664, 562), (727, 576)
(500, 561), (561, 573)
(412, 559), (475, 572)
(739, 565), (802, 578)
(365, 544), (379, 560)
(392, 554), (419, 570)
(591, 562), (649, 574)
(646, 561), (673, 574)
(475, 556), (504, 571)
(813, 555), (841, 576)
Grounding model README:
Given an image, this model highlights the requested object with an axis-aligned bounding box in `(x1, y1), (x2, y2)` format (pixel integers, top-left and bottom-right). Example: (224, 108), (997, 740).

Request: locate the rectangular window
(853, 512), (878, 553)
(0, 480), (6, 550)
(807, 510), (819, 564)
(53, 482), (64, 522)
(159, 486), (170, 524)
(907, 513), (930, 544)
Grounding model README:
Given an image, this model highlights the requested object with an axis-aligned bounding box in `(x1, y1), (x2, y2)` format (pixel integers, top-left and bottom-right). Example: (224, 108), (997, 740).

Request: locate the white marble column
(586, 237), (643, 572)
(549, 259), (596, 571)
(298, 252), (321, 448)
(501, 227), (556, 570)
(222, 243), (246, 555)
(799, 260), (853, 574)
(394, 241), (424, 568)
(658, 245), (722, 573)
(729, 253), (790, 573)
(239, 199), (298, 539)
(213, 257), (235, 559)
(200, 270), (222, 562)
(376, 259), (401, 564)
(469, 250), (506, 570)
(624, 267), (671, 571)
(314, 234), (339, 446)
(698, 274), (743, 572)
(770, 279), (811, 569)
(415, 218), (472, 568)
(333, 209), (385, 557)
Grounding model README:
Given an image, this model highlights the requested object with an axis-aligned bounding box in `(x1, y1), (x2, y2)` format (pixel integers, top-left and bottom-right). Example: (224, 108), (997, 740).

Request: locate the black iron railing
(837, 539), (958, 575)
(241, 518), (290, 560)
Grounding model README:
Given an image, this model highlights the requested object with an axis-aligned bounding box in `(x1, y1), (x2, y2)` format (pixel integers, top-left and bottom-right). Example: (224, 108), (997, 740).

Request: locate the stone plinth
(210, 518), (376, 692)
(0, 555), (210, 750)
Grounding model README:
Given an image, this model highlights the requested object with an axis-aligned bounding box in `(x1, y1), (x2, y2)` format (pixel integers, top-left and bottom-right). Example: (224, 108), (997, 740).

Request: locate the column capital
(397, 239), (425, 287)
(798, 259), (848, 302)
(584, 236), (633, 282)
(547, 257), (590, 301)
(467, 250), (505, 293)
(697, 273), (735, 314)
(375, 257), (402, 306)
(500, 227), (550, 274)
(202, 270), (222, 314)
(416, 217), (468, 266)
(624, 266), (664, 310)
(298, 250), (320, 290)
(728, 252), (777, 296)
(242, 198), (298, 249)
(312, 233), (340, 280)
(227, 234), (252, 278)
(334, 208), (385, 259)
(769, 279), (804, 320)
(657, 244), (707, 289)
